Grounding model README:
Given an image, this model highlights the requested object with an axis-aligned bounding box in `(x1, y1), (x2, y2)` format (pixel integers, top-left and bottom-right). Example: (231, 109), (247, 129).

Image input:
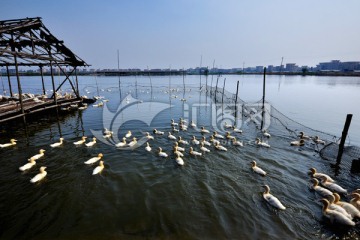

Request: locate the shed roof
(0, 17), (89, 67)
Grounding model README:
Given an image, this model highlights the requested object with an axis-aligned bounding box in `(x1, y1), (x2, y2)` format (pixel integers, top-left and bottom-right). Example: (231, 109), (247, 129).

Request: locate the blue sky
(1, 0), (360, 69)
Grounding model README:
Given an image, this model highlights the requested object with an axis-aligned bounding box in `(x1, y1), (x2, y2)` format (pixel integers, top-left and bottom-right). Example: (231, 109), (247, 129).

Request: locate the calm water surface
(0, 74), (359, 239)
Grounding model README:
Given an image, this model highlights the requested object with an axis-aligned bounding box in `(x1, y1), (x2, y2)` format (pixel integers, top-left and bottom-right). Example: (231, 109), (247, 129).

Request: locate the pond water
(0, 74), (359, 239)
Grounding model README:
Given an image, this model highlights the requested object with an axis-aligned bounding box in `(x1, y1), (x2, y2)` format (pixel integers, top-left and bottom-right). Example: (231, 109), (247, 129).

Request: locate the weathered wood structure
(0, 17), (89, 123)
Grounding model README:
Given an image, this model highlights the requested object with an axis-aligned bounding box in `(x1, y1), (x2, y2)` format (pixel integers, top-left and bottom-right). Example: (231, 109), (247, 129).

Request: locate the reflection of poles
(6, 64), (13, 97)
(117, 50), (122, 101)
(135, 73), (138, 99)
(56, 110), (62, 137)
(78, 110), (85, 136)
(205, 74), (208, 94)
(215, 75), (219, 103)
(40, 66), (46, 95)
(199, 55), (202, 89)
(147, 66), (153, 99)
(261, 67), (266, 130)
(95, 75), (99, 97)
(182, 68), (185, 92)
(221, 78), (226, 105)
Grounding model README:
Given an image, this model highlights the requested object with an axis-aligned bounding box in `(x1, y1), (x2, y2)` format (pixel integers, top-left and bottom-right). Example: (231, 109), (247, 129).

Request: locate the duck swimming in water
(145, 132), (154, 140)
(298, 131), (310, 140)
(213, 131), (224, 139)
(319, 199), (355, 226)
(200, 126), (210, 134)
(319, 176), (347, 195)
(178, 136), (189, 145)
(251, 161), (266, 176)
(232, 138), (243, 147)
(158, 147), (168, 158)
(255, 138), (270, 148)
(310, 178), (333, 197)
(115, 137), (127, 147)
(174, 142), (185, 152)
(168, 132), (177, 140)
(350, 193), (360, 211)
(125, 131), (132, 138)
(232, 126), (243, 133)
(175, 152), (184, 166)
(313, 136), (325, 145)
(191, 136), (200, 145)
(333, 193), (360, 219)
(201, 136), (211, 146)
(309, 168), (334, 182)
(19, 157), (36, 171)
(262, 185), (286, 210)
(189, 147), (202, 156)
(190, 121), (196, 128)
(92, 161), (104, 175)
(0, 139), (17, 148)
(128, 137), (137, 147)
(225, 132), (235, 140)
(84, 153), (103, 164)
(145, 142), (152, 152)
(29, 149), (45, 160)
(263, 130), (271, 138)
(153, 129), (164, 135)
(30, 166), (47, 183)
(85, 137), (97, 147)
(74, 136), (87, 145)
(214, 142), (227, 151)
(173, 146), (184, 157)
(290, 139), (305, 146)
(326, 194), (352, 220)
(50, 138), (64, 148)
(200, 142), (210, 153)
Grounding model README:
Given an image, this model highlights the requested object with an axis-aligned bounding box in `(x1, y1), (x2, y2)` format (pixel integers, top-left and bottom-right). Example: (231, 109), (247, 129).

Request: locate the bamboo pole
(40, 66), (46, 95)
(6, 64), (13, 97)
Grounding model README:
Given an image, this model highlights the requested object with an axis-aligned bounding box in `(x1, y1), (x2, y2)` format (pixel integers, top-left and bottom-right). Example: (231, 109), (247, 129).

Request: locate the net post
(336, 114), (353, 165)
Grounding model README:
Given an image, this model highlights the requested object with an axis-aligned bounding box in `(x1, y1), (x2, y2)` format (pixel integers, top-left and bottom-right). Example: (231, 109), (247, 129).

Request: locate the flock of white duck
(1, 119), (359, 228)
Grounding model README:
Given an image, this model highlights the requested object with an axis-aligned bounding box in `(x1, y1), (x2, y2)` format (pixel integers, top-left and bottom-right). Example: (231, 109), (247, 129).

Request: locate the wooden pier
(0, 17), (90, 124)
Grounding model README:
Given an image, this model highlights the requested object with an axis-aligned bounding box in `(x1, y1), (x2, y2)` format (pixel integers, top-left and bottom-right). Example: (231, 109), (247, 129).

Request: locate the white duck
(333, 193), (360, 219)
(128, 137), (137, 147)
(29, 149), (45, 160)
(85, 137), (97, 147)
(125, 131), (132, 138)
(84, 153), (103, 164)
(311, 178), (333, 197)
(145, 132), (154, 140)
(255, 138), (270, 148)
(74, 136), (87, 145)
(200, 126), (210, 134)
(224, 122), (232, 129)
(262, 185), (286, 210)
(309, 168), (335, 182)
(92, 161), (105, 175)
(215, 142), (227, 151)
(190, 121), (196, 128)
(210, 136), (220, 146)
(145, 142), (151, 152)
(171, 119), (178, 126)
(115, 137), (127, 147)
(153, 129), (164, 135)
(225, 132), (235, 140)
(103, 128), (113, 135)
(201, 136), (211, 146)
(213, 131), (224, 139)
(251, 161), (266, 176)
(50, 138), (64, 148)
(200, 142), (210, 153)
(19, 158), (36, 171)
(263, 130), (271, 138)
(173, 146), (184, 157)
(189, 147), (202, 156)
(313, 136), (326, 145)
(326, 194), (353, 220)
(174, 142), (185, 152)
(232, 138), (243, 147)
(191, 136), (200, 145)
(232, 126), (243, 133)
(30, 166), (47, 183)
(172, 126), (179, 133)
(319, 199), (355, 226)
(290, 139), (305, 146)
(175, 152), (184, 166)
(103, 132), (113, 138)
(158, 147), (168, 158)
(319, 176), (347, 194)
(350, 193), (360, 211)
(168, 132), (177, 140)
(180, 124), (188, 131)
(0, 139), (17, 148)
(178, 136), (189, 145)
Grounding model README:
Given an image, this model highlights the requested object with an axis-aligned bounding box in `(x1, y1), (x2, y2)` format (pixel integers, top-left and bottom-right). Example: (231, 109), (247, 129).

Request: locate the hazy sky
(1, 0), (360, 69)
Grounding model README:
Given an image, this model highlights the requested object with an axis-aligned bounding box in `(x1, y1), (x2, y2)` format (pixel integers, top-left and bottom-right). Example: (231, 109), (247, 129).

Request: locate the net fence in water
(202, 84), (360, 171)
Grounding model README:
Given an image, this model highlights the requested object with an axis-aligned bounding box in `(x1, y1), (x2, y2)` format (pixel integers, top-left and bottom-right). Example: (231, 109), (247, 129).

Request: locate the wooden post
(221, 78), (226, 104)
(6, 64), (13, 97)
(40, 66), (46, 95)
(235, 80), (239, 119)
(75, 67), (79, 98)
(215, 76), (219, 103)
(13, 49), (26, 124)
(261, 67), (266, 130)
(50, 61), (57, 105)
(336, 114), (353, 165)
